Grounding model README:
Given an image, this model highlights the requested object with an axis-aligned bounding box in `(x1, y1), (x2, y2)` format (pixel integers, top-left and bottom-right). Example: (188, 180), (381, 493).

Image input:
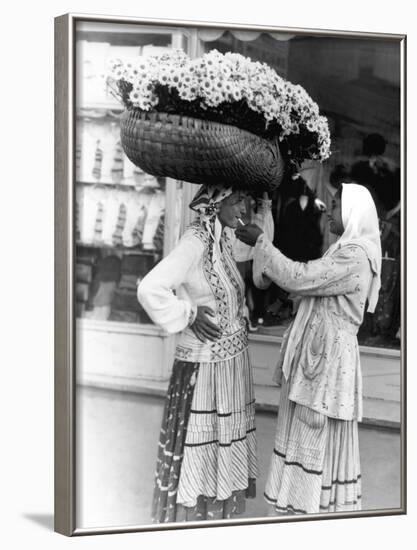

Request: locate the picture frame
(54, 12), (407, 536)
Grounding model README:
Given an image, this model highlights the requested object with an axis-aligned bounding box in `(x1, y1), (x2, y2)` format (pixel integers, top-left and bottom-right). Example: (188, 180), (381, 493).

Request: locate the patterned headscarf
(189, 184), (234, 216)
(189, 184), (235, 257)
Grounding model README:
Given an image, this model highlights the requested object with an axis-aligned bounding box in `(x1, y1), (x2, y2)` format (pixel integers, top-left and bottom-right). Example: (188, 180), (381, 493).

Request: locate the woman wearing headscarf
(137, 184), (273, 523)
(235, 183), (382, 514)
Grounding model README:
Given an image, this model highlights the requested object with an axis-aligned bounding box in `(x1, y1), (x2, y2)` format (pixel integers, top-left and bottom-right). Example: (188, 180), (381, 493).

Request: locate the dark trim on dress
(190, 399), (256, 417)
(184, 428), (256, 448)
(321, 474), (362, 490)
(320, 496), (362, 510)
(264, 492), (307, 514)
(273, 448), (323, 475)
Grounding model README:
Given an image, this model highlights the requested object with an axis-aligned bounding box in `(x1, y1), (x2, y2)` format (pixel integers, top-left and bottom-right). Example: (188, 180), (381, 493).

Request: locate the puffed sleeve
(253, 234), (370, 296)
(233, 197), (274, 262)
(137, 231), (203, 333)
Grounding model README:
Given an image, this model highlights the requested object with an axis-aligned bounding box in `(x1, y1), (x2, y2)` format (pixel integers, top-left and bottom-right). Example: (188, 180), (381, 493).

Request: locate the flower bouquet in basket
(108, 49), (331, 192)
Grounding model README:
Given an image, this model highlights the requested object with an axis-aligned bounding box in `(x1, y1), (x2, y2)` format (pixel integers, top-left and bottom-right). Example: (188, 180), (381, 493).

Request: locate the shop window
(75, 23), (186, 325)
(75, 170), (169, 324)
(203, 34), (401, 349)
(75, 25), (400, 347)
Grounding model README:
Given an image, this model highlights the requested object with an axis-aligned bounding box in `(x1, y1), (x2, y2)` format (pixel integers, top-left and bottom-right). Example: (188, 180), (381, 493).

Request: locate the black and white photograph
(54, 14), (405, 535)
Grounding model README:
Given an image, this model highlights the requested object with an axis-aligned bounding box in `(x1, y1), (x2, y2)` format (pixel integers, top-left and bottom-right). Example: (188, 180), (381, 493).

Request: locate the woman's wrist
(188, 304), (198, 327)
(255, 232), (266, 247)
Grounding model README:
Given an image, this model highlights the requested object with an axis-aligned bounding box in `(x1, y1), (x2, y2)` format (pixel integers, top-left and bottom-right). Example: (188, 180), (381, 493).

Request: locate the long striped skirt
(152, 350), (257, 523)
(264, 379), (361, 515)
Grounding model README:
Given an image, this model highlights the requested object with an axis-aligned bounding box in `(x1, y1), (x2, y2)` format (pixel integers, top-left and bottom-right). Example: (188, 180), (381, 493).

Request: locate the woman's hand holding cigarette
(235, 223), (264, 246)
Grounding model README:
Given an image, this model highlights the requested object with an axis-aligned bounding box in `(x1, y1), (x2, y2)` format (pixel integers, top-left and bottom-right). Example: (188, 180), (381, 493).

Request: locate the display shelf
(76, 105), (124, 117)
(75, 179), (155, 191)
(77, 317), (164, 335)
(76, 241), (159, 256)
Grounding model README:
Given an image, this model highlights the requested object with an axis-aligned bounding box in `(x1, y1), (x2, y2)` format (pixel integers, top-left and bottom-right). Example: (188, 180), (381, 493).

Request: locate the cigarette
(237, 218), (245, 226)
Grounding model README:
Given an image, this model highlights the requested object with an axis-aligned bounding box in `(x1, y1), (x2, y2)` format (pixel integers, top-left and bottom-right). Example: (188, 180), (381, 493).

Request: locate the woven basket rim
(123, 107), (278, 144)
(120, 107), (285, 191)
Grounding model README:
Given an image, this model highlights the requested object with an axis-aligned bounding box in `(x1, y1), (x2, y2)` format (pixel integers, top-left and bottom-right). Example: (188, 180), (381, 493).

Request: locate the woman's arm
(137, 232), (203, 333)
(233, 194), (274, 263)
(253, 234), (369, 296)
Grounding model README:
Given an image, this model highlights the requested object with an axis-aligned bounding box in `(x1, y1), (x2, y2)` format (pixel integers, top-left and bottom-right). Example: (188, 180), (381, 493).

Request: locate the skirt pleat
(152, 350), (257, 523)
(320, 418), (362, 512)
(264, 379), (361, 515)
(152, 361), (199, 523)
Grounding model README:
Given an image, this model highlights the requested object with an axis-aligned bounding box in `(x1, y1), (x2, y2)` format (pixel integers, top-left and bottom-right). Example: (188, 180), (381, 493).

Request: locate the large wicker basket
(120, 109), (285, 191)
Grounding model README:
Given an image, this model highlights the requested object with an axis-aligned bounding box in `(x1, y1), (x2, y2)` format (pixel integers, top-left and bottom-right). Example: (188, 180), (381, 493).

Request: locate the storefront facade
(75, 21), (401, 426)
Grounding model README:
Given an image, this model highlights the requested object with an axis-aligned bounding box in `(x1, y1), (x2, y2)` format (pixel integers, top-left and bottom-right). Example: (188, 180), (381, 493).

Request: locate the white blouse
(138, 200), (273, 363)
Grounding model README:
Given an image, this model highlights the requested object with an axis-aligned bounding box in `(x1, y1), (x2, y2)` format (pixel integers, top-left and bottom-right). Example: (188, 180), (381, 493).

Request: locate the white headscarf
(279, 182), (382, 383)
(328, 183), (382, 312)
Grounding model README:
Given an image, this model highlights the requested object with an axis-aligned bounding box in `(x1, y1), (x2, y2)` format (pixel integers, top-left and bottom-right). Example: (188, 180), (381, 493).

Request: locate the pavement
(75, 386), (402, 529)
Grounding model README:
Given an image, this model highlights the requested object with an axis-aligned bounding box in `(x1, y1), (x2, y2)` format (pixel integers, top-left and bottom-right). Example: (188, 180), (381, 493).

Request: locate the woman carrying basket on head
(236, 183), (382, 514)
(138, 184), (273, 523)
